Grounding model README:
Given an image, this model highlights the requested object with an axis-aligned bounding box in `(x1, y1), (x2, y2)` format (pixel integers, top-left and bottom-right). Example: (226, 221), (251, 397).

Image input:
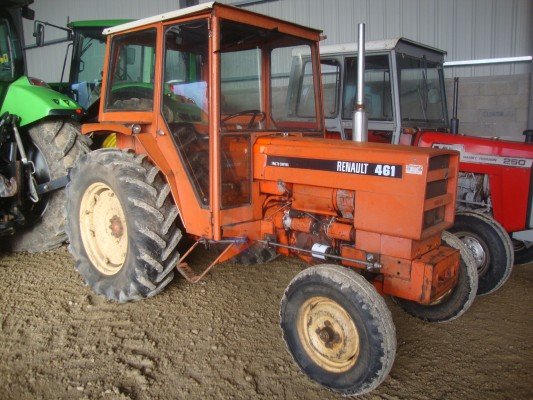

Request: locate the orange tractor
(66, 2), (476, 395)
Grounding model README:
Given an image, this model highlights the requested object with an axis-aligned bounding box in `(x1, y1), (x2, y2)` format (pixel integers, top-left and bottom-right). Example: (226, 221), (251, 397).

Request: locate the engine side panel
(254, 136), (459, 240)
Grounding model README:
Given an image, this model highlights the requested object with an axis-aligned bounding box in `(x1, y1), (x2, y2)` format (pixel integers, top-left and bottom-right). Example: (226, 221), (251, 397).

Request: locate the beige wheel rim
(79, 182), (128, 275)
(297, 296), (360, 373)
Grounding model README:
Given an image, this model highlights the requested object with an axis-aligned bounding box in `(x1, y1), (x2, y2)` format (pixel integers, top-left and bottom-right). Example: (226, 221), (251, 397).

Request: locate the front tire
(9, 119), (91, 252)
(280, 264), (396, 396)
(393, 231), (478, 323)
(450, 211), (513, 295)
(66, 149), (181, 302)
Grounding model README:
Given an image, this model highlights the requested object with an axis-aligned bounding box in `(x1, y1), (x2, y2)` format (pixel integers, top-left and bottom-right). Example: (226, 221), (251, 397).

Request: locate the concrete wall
(444, 74), (530, 140)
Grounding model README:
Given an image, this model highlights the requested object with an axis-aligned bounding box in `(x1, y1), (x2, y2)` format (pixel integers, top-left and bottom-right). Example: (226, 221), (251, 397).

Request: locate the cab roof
(319, 37), (446, 61)
(69, 19), (133, 29)
(103, 1), (322, 38)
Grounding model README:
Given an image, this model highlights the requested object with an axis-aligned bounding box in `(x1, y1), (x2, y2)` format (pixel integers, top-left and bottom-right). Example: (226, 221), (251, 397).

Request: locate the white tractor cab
(311, 38), (449, 144)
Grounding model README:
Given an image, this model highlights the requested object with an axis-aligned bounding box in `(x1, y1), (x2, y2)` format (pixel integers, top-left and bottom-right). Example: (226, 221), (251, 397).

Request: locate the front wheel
(280, 264), (396, 396)
(392, 231), (478, 323)
(450, 211), (513, 295)
(66, 149), (181, 302)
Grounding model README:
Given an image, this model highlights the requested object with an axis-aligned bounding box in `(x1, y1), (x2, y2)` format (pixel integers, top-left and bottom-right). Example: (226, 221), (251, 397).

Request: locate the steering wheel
(221, 109), (266, 129)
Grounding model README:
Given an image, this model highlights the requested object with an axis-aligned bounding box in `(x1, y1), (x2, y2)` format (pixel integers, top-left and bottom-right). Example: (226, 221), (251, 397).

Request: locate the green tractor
(33, 19), (131, 114)
(0, 0), (89, 252)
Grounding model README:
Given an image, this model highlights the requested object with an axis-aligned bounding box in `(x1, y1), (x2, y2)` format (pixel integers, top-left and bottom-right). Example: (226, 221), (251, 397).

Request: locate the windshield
(219, 21), (320, 132)
(396, 54), (447, 124)
(0, 17), (23, 82)
(72, 30), (107, 108)
(105, 29), (156, 112)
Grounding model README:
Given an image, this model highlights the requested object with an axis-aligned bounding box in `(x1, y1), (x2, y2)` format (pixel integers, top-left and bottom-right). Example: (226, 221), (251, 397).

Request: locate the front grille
(428, 155), (450, 171)
(423, 206), (445, 229)
(426, 180), (448, 199)
(420, 152), (457, 234)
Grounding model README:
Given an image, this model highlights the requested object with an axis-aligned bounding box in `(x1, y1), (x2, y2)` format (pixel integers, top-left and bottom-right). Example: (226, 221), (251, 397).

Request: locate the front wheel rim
(297, 296), (360, 373)
(79, 182), (128, 275)
(456, 232), (489, 276)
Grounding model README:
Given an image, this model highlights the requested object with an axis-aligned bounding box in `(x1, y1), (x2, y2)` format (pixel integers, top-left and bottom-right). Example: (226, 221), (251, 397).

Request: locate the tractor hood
(417, 131), (533, 162)
(253, 135), (459, 240)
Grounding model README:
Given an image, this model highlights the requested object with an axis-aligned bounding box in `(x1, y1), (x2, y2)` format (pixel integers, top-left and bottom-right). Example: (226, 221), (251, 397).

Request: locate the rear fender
(0, 76), (82, 127)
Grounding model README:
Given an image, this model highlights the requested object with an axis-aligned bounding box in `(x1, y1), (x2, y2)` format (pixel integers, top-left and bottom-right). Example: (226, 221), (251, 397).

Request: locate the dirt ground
(0, 246), (531, 400)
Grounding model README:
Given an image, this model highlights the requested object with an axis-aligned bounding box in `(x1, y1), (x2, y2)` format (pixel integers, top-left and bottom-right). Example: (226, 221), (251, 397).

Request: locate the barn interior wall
(22, 0), (532, 137)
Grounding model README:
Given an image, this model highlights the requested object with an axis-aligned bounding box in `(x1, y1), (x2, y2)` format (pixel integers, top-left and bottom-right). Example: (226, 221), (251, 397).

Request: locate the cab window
(342, 54), (393, 121)
(105, 29), (156, 112)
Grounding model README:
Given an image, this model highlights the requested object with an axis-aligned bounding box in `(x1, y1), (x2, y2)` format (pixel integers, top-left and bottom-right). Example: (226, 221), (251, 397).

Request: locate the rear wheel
(280, 264), (396, 396)
(9, 119), (91, 252)
(450, 211), (513, 295)
(393, 231), (478, 323)
(66, 149), (181, 302)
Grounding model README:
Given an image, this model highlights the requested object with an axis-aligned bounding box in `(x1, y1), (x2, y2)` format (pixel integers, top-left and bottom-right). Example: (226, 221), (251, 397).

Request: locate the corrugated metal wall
(23, 0), (532, 82)
(208, 0), (533, 78)
(22, 0), (182, 82)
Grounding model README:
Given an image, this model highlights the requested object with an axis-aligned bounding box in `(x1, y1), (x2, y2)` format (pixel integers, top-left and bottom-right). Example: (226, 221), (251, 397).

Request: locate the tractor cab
(306, 38), (448, 143)
(88, 2), (324, 238)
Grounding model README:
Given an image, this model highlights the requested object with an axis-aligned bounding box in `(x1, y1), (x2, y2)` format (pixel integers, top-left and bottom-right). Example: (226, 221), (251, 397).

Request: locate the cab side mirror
(33, 21), (45, 47)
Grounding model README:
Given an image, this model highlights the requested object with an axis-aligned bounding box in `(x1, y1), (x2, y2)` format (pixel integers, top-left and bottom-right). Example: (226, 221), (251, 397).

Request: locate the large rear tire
(450, 211), (513, 295)
(66, 149), (181, 302)
(8, 119), (91, 252)
(280, 264), (396, 396)
(392, 231), (478, 323)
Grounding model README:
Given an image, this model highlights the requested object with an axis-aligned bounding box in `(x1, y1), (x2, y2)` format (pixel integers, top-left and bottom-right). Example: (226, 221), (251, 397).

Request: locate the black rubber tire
(8, 119), (91, 253)
(66, 149), (181, 302)
(393, 231), (478, 323)
(450, 211), (513, 295)
(280, 264), (396, 396)
(513, 240), (533, 265)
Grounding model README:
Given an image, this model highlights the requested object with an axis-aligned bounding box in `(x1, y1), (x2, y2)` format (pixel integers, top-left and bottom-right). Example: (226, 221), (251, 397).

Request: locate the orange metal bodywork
(83, 2), (461, 304)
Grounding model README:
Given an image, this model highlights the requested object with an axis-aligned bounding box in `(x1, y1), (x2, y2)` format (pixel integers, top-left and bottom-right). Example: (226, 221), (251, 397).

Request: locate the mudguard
(0, 76), (82, 127)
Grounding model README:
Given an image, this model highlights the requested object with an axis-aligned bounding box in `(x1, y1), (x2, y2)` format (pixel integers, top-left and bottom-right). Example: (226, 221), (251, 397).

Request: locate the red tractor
(296, 38), (532, 295)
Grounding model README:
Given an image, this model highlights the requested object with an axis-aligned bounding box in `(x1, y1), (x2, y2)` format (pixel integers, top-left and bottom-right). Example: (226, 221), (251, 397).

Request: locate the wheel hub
(297, 296), (359, 373)
(109, 215), (124, 238)
(79, 182), (128, 275)
(458, 233), (488, 275)
(316, 320), (341, 348)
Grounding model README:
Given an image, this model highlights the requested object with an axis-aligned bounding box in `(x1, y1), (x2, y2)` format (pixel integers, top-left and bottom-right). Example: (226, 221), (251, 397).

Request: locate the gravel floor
(0, 246), (531, 399)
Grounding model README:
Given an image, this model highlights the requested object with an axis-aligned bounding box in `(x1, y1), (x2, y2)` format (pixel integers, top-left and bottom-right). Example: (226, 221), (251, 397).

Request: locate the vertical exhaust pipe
(450, 77), (460, 134)
(352, 23), (368, 142)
